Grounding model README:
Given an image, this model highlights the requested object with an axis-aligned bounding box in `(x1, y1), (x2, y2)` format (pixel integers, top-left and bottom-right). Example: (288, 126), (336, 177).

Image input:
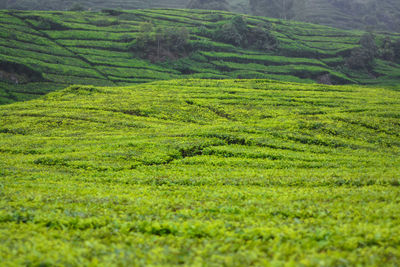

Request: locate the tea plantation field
(1, 79), (399, 266)
(1, 9), (400, 105)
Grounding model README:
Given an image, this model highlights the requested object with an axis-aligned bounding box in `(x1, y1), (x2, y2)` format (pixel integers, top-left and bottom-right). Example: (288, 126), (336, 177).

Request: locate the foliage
(346, 47), (375, 70)
(346, 33), (377, 70)
(1, 79), (400, 265)
(379, 37), (395, 61)
(130, 22), (190, 62)
(248, 0), (400, 32)
(213, 17), (245, 46)
(246, 24), (278, 51)
(1, 9), (400, 104)
(359, 33), (378, 57)
(213, 16), (278, 51)
(394, 39), (400, 63)
(2, 0), (400, 32)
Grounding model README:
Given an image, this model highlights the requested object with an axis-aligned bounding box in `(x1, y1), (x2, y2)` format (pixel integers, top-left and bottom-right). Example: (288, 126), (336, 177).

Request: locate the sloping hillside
(3, 0), (400, 32)
(1, 79), (400, 265)
(1, 9), (400, 104)
(0, 0), (188, 10)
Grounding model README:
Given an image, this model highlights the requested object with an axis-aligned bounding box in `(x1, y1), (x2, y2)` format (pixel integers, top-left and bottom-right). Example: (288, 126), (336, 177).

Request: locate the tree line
(129, 15), (278, 62)
(347, 33), (400, 71)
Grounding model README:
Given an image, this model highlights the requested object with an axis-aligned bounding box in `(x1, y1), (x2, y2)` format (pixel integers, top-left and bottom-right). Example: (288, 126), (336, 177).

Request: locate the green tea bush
(1, 79), (400, 265)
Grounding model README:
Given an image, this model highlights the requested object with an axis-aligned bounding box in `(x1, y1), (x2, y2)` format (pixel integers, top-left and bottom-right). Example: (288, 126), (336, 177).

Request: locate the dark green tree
(347, 47), (375, 70)
(213, 16), (277, 51)
(360, 33), (377, 57)
(393, 39), (400, 63)
(246, 25), (278, 51)
(347, 33), (377, 70)
(215, 22), (243, 46)
(131, 22), (190, 62)
(380, 37), (395, 61)
(213, 16), (247, 46)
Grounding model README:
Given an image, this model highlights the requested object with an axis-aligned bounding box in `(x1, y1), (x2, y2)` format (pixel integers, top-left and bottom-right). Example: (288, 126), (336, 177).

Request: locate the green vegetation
(249, 0), (400, 32)
(188, 0), (230, 11)
(346, 33), (377, 70)
(130, 22), (190, 62)
(0, 0), (189, 11)
(2, 0), (400, 32)
(212, 15), (278, 51)
(1, 79), (400, 265)
(1, 4), (399, 266)
(1, 9), (400, 105)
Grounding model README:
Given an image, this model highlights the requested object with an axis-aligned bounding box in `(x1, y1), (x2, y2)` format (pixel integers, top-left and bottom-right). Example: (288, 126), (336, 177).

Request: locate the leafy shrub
(246, 24), (278, 51)
(130, 22), (191, 62)
(394, 39), (400, 63)
(346, 33), (377, 70)
(214, 20), (243, 46)
(360, 33), (377, 56)
(346, 47), (375, 70)
(379, 37), (395, 61)
(69, 3), (85, 11)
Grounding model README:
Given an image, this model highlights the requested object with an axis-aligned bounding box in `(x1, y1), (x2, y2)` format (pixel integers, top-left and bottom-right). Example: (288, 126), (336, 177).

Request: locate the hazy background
(1, 0), (399, 32)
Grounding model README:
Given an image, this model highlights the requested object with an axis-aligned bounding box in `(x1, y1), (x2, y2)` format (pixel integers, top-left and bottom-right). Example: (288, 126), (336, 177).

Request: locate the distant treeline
(249, 0), (400, 32)
(1, 0), (399, 32)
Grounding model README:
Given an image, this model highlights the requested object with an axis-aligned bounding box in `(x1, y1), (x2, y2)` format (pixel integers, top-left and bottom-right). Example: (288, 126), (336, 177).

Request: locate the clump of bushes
(347, 33), (400, 70)
(378, 37), (400, 63)
(130, 16), (278, 62)
(129, 22), (191, 62)
(213, 16), (278, 51)
(395, 39), (400, 63)
(346, 33), (377, 70)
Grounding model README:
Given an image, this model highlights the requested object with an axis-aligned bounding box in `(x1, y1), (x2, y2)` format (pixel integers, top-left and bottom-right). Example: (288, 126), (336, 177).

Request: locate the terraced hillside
(0, 0), (248, 12)
(250, 0), (400, 32)
(1, 9), (400, 104)
(0, 0), (189, 10)
(1, 79), (400, 265)
(3, 0), (400, 32)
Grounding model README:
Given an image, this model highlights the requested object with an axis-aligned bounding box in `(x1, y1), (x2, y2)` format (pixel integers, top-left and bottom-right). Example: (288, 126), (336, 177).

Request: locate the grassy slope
(297, 0), (400, 32)
(250, 0), (400, 32)
(3, 0), (400, 32)
(0, 0), (189, 10)
(1, 9), (400, 104)
(1, 79), (400, 265)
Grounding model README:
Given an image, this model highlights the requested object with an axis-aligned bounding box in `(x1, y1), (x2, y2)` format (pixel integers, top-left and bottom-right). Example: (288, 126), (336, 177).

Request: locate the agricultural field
(1, 9), (400, 105)
(1, 79), (400, 265)
(2, 0), (400, 33)
(0, 0), (189, 11)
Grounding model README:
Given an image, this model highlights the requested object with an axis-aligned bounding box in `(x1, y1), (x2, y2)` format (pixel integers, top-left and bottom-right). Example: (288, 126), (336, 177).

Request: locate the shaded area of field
(1, 79), (399, 265)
